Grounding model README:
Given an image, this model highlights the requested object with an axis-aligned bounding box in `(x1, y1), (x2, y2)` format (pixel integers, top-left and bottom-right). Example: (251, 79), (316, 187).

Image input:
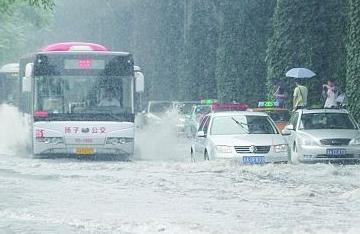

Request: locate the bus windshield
(34, 75), (132, 115)
(32, 53), (134, 121)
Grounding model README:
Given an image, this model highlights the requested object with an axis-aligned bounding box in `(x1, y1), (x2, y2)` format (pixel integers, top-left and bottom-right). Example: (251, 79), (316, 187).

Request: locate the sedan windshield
(268, 111), (290, 122)
(299, 113), (357, 130)
(211, 115), (277, 135)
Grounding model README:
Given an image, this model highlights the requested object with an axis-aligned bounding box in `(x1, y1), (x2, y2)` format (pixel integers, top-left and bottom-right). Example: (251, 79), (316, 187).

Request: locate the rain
(1, 0), (360, 233)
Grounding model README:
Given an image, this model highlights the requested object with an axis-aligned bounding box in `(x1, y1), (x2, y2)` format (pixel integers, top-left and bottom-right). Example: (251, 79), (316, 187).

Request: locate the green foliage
(0, 2), (53, 65)
(0, 0), (54, 12)
(178, 0), (219, 101)
(1, 0), (358, 114)
(346, 0), (360, 121)
(216, 0), (275, 105)
(130, 0), (185, 101)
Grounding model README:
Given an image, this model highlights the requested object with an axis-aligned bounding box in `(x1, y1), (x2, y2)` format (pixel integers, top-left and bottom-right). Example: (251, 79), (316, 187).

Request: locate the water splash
(0, 104), (30, 155)
(135, 110), (190, 162)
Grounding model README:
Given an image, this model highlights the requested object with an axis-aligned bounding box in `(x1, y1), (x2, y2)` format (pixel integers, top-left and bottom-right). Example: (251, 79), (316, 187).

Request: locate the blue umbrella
(286, 68), (316, 79)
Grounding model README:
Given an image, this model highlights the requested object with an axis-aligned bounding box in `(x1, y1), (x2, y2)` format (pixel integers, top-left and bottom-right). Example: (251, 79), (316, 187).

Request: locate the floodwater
(0, 104), (359, 234)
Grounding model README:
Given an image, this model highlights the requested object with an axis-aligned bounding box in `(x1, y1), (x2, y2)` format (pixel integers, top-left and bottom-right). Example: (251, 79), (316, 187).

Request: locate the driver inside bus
(98, 88), (121, 107)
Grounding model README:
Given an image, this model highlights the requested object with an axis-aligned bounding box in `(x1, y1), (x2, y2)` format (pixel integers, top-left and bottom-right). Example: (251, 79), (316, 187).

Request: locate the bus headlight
(36, 137), (64, 145)
(106, 137), (134, 145)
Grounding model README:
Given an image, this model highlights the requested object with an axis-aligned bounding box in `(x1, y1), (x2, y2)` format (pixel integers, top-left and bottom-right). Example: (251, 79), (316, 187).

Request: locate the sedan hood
(299, 129), (360, 140)
(209, 134), (285, 146)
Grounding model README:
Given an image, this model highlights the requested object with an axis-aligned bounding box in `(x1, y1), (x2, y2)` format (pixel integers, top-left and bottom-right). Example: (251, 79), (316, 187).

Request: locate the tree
(179, 0), (219, 101)
(216, 0), (275, 104)
(346, 0), (360, 121)
(130, 0), (185, 101)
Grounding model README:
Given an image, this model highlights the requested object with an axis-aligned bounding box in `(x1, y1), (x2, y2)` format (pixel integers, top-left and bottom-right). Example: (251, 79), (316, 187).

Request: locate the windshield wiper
(231, 117), (249, 133)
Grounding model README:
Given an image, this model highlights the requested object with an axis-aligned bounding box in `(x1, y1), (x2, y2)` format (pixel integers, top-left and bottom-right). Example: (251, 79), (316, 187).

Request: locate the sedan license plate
(76, 148), (94, 155)
(243, 156), (265, 164)
(327, 148), (346, 156)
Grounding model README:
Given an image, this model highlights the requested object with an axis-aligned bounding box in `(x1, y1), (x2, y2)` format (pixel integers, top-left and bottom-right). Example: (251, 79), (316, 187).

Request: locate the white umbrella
(286, 68), (316, 79)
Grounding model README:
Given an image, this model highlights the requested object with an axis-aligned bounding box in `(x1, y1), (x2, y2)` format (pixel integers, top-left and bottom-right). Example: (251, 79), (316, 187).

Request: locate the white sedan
(191, 111), (289, 164)
(282, 108), (360, 164)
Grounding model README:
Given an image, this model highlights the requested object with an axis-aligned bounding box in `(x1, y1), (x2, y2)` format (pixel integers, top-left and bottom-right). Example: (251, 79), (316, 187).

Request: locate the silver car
(191, 111), (289, 164)
(282, 108), (360, 163)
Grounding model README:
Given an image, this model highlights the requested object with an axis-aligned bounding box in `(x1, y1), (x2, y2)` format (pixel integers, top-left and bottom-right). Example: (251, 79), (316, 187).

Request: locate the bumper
(297, 145), (360, 163)
(214, 151), (289, 164)
(33, 143), (134, 158)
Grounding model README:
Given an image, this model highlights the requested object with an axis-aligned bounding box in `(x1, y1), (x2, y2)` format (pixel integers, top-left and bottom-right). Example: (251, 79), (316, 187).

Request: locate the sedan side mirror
(281, 129), (291, 136)
(197, 131), (206, 138)
(285, 124), (295, 131)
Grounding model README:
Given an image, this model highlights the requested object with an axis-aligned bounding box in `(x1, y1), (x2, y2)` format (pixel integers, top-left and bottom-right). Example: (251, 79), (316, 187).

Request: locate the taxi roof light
(201, 99), (218, 105)
(258, 101), (280, 108)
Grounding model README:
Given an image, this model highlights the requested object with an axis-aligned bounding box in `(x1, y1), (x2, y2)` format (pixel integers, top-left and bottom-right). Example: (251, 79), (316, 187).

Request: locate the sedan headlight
(36, 137), (64, 145)
(106, 137), (134, 145)
(350, 137), (360, 146)
(299, 138), (318, 146)
(273, 144), (288, 153)
(178, 118), (185, 123)
(216, 145), (233, 153)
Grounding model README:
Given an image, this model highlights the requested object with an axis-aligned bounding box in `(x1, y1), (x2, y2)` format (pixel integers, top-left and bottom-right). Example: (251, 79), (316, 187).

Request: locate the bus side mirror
(22, 63), (33, 92)
(135, 71), (144, 93)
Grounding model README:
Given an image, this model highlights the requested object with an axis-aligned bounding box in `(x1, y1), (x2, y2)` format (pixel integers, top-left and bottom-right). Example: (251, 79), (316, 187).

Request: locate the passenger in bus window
(98, 88), (121, 107)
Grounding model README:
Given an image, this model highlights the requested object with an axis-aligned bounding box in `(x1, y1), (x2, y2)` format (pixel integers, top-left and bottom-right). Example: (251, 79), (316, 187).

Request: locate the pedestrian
(322, 79), (338, 108)
(293, 79), (308, 111)
(273, 80), (286, 107)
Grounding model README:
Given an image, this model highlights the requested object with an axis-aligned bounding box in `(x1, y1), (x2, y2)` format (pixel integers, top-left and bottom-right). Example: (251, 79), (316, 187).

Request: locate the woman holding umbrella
(273, 80), (287, 108)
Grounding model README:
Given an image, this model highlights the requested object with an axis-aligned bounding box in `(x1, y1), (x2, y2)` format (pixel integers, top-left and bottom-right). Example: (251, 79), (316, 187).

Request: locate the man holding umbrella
(286, 67), (315, 111)
(293, 79), (308, 111)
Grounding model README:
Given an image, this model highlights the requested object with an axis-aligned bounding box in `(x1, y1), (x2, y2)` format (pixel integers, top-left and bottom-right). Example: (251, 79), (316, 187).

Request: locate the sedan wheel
(204, 151), (210, 161)
(190, 149), (195, 162)
(291, 143), (300, 164)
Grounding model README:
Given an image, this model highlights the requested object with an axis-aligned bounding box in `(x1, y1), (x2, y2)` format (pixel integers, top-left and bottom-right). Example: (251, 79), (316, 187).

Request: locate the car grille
(320, 138), (351, 146)
(316, 154), (354, 159)
(234, 146), (271, 154)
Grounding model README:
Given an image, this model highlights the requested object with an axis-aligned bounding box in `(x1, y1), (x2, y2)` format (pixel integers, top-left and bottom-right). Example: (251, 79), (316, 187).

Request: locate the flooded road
(1, 153), (360, 233)
(0, 105), (360, 233)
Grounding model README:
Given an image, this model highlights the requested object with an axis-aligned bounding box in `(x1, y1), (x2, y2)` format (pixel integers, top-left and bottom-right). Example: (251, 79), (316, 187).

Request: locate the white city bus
(0, 63), (19, 105)
(19, 42), (144, 159)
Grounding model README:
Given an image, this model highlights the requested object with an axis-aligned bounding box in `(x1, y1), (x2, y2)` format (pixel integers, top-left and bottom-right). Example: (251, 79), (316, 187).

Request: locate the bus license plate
(243, 156), (265, 164)
(76, 148), (94, 155)
(327, 148), (346, 156)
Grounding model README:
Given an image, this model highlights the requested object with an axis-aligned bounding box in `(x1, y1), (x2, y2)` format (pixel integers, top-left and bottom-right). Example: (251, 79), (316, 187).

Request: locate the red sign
(78, 59), (92, 69)
(35, 129), (45, 138)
